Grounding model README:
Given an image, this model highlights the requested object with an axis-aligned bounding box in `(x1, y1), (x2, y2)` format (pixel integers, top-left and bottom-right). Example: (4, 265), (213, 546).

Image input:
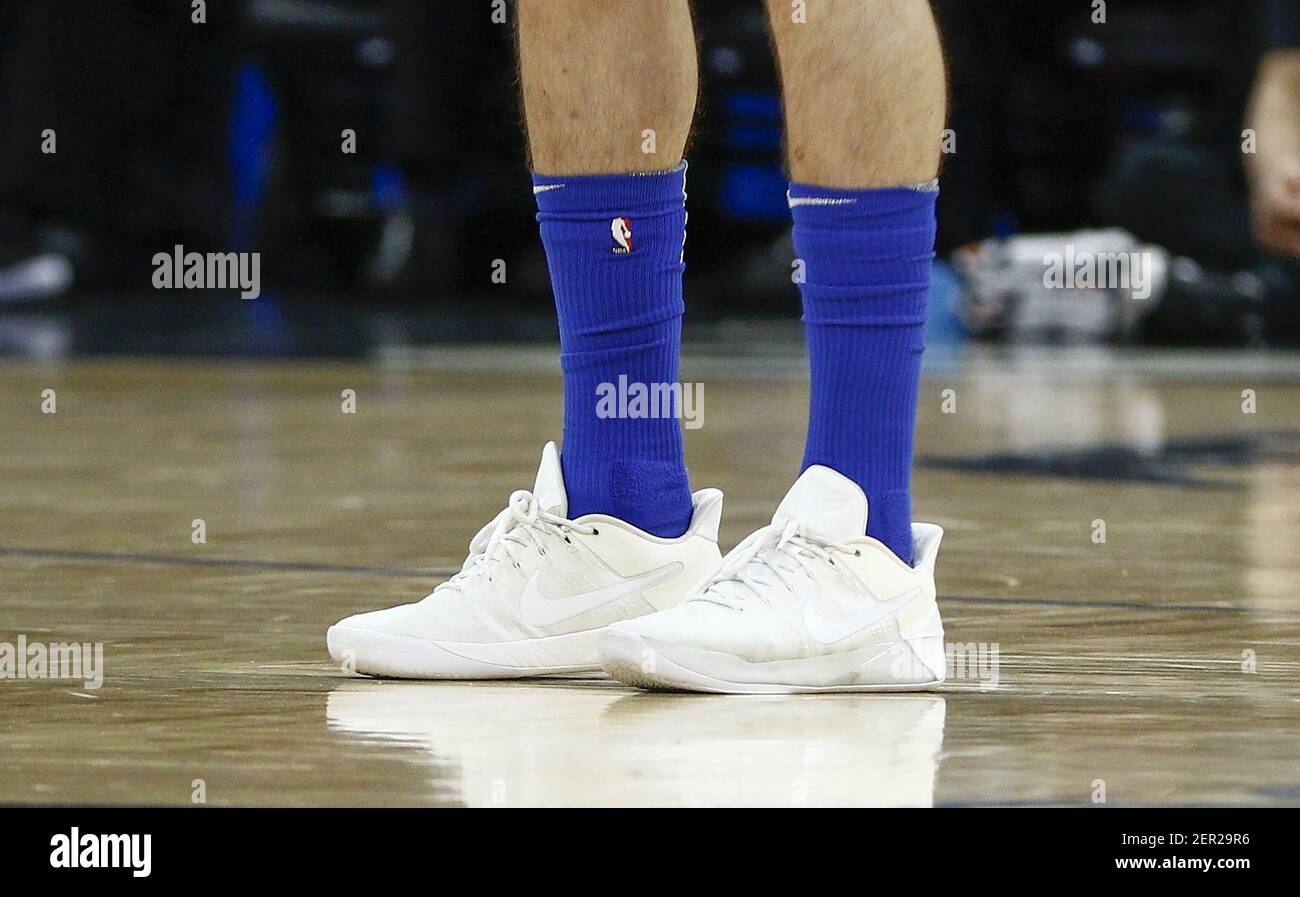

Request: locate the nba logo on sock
(611, 217), (633, 254)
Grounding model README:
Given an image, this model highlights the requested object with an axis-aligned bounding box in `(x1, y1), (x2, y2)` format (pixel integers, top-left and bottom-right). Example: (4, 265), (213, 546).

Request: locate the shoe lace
(432, 490), (596, 595)
(692, 519), (859, 610)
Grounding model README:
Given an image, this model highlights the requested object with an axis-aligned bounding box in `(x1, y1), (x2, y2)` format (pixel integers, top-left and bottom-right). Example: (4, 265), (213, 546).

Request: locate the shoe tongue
(772, 466), (868, 541)
(532, 441), (569, 517)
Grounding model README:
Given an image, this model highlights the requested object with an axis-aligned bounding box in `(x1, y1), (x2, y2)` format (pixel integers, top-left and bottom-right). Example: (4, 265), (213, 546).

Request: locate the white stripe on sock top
(786, 194), (858, 208)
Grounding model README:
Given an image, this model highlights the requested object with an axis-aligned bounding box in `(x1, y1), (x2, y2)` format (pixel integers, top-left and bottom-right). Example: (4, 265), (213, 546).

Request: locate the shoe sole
(326, 624), (600, 679)
(598, 608), (946, 695)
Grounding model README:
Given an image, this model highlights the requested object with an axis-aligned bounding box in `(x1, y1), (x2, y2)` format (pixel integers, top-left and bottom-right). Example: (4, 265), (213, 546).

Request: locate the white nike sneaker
(327, 442), (723, 679)
(598, 466), (946, 694)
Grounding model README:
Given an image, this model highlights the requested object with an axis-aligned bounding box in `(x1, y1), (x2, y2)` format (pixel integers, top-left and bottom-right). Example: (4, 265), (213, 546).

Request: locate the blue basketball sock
(790, 181), (938, 565)
(533, 164), (693, 538)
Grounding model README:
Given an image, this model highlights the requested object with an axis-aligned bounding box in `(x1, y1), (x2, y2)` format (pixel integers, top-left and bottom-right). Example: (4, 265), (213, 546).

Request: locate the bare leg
(767, 0), (946, 187)
(518, 0), (698, 175)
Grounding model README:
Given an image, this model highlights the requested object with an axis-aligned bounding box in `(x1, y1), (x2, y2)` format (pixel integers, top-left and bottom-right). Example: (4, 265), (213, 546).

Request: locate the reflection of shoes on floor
(602, 692), (947, 806)
(325, 681), (945, 807)
(327, 442), (723, 679)
(601, 465), (946, 693)
(324, 679), (625, 806)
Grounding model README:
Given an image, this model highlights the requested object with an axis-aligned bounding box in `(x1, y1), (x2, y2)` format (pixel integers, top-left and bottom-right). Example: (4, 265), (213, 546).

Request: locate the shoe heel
(900, 605), (946, 685)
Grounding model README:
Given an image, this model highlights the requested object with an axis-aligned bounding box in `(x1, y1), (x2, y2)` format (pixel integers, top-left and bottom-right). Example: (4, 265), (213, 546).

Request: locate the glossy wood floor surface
(2, 349), (1297, 807)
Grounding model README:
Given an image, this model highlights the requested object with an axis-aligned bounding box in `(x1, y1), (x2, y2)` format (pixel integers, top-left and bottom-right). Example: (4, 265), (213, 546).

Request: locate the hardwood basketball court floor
(1, 347), (1297, 807)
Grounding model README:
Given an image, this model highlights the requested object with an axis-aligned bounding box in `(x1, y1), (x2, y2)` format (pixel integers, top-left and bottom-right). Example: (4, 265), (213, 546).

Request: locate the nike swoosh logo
(519, 562), (684, 628)
(802, 587), (926, 646)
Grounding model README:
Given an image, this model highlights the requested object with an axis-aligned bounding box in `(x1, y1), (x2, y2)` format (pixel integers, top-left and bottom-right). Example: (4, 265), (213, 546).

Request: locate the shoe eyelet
(591, 528), (600, 536)
(563, 535), (571, 543)
(854, 550), (861, 557)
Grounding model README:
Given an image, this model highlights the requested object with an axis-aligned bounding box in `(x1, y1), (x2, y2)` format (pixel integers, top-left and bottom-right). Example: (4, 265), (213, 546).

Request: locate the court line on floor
(1, 544), (1288, 617)
(0, 546), (445, 578)
(940, 594), (1274, 616)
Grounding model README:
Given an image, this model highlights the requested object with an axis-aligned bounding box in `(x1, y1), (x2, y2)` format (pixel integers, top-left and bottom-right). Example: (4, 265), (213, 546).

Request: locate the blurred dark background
(0, 0), (1297, 356)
